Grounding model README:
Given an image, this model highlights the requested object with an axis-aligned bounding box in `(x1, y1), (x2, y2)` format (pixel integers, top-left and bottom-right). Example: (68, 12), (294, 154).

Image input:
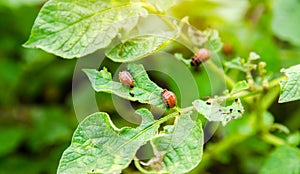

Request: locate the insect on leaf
(83, 63), (166, 109)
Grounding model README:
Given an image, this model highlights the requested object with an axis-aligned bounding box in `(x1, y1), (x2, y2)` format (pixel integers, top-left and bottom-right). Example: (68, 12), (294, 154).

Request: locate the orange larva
(161, 89), (177, 108)
(119, 70), (134, 88)
(191, 48), (210, 66)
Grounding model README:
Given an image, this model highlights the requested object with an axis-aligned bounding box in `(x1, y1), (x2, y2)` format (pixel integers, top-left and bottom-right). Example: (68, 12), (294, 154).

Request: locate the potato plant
(24, 0), (300, 173)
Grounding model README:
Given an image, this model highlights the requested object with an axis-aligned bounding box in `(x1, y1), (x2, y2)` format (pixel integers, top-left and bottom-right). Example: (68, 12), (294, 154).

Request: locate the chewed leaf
(57, 108), (159, 174)
(148, 112), (203, 173)
(192, 98), (244, 126)
(83, 64), (166, 109)
(23, 0), (147, 58)
(279, 64), (300, 103)
(106, 35), (174, 62)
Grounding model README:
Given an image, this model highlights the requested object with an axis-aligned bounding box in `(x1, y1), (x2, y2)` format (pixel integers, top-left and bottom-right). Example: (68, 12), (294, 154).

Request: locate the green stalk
(261, 133), (285, 146)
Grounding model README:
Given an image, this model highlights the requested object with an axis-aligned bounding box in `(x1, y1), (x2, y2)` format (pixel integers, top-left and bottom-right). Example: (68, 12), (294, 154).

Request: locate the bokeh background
(0, 0), (299, 173)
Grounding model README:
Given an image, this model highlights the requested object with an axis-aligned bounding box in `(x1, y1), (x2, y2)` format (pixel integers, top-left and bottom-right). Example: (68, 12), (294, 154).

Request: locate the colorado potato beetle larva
(119, 70), (134, 88)
(161, 89), (177, 108)
(191, 48), (210, 66)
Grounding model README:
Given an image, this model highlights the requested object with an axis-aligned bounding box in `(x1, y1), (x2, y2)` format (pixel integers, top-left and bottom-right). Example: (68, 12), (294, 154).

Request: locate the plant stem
(134, 157), (157, 174)
(155, 106), (194, 125)
(268, 75), (287, 88)
(261, 133), (285, 146)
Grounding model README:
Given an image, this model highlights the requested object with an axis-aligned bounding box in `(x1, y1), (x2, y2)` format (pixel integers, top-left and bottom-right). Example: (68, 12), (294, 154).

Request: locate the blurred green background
(0, 0), (299, 173)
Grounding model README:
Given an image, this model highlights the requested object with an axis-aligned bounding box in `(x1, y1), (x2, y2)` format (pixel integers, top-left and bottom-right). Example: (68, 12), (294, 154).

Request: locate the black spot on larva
(237, 110), (242, 113)
(206, 102), (211, 105)
(235, 98), (239, 102)
(229, 108), (233, 113)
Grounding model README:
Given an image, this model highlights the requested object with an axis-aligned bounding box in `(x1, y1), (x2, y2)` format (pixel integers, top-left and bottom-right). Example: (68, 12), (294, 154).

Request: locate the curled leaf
(57, 109), (159, 174)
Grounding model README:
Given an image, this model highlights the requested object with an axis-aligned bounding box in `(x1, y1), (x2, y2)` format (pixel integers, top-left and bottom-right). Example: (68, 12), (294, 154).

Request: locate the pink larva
(191, 48), (210, 66)
(119, 70), (134, 88)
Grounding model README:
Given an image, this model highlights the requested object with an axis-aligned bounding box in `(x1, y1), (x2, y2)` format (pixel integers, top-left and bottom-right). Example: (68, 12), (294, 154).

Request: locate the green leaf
(147, 0), (179, 12)
(192, 98), (244, 126)
(231, 80), (249, 94)
(148, 112), (203, 173)
(174, 53), (191, 67)
(207, 29), (223, 52)
(248, 52), (260, 61)
(279, 64), (300, 103)
(225, 57), (245, 72)
(260, 145), (300, 174)
(83, 63), (166, 109)
(185, 26), (223, 53)
(271, 0), (300, 46)
(287, 131), (300, 147)
(106, 35), (173, 62)
(23, 0), (148, 58)
(0, 0), (45, 8)
(57, 108), (159, 174)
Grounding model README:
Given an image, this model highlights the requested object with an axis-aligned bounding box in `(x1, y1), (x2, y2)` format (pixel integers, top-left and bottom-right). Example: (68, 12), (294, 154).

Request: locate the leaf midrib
(36, 3), (145, 39)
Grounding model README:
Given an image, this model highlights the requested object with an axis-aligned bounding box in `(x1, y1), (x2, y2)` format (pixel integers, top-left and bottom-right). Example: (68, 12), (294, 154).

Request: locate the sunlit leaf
(23, 0), (147, 58)
(83, 63), (166, 109)
(279, 64), (300, 103)
(192, 98), (244, 126)
(148, 112), (203, 173)
(147, 0), (180, 12)
(260, 145), (300, 174)
(106, 35), (174, 62)
(57, 109), (159, 174)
